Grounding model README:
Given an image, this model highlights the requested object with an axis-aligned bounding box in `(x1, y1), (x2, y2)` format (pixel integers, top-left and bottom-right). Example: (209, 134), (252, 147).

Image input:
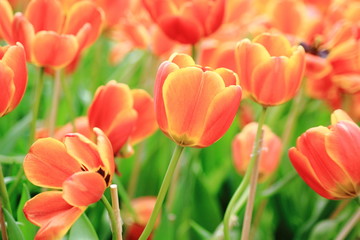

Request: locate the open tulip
(0, 42), (27, 117)
(289, 109), (360, 199)
(88, 81), (158, 156)
(142, 0), (226, 44)
(23, 128), (114, 239)
(154, 53), (242, 147)
(232, 122), (282, 182)
(235, 33), (305, 106)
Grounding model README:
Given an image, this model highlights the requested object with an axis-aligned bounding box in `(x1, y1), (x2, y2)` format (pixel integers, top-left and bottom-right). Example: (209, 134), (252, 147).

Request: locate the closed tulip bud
(235, 33), (305, 106)
(154, 53), (242, 147)
(232, 122), (282, 182)
(289, 109), (360, 199)
(0, 43), (27, 117)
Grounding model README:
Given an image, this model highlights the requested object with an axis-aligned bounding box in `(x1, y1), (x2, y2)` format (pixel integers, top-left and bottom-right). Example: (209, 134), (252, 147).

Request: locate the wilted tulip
(0, 43), (27, 117)
(235, 33), (305, 106)
(154, 53), (242, 147)
(232, 122), (282, 182)
(88, 81), (158, 156)
(289, 109), (360, 199)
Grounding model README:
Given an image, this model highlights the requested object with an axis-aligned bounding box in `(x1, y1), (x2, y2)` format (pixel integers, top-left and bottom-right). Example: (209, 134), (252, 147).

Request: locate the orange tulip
(0, 43), (27, 117)
(0, 0), (104, 69)
(88, 81), (158, 156)
(232, 122), (282, 182)
(235, 33), (305, 106)
(142, 0), (226, 44)
(125, 196), (158, 240)
(23, 128), (115, 239)
(288, 109), (360, 200)
(154, 53), (242, 147)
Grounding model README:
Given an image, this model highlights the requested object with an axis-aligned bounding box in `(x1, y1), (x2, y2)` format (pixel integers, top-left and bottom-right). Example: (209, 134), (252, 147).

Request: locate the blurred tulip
(232, 122), (282, 182)
(88, 81), (158, 156)
(125, 196), (158, 240)
(142, 0), (226, 44)
(154, 53), (242, 147)
(23, 128), (115, 239)
(0, 43), (27, 117)
(235, 33), (305, 106)
(289, 109), (360, 200)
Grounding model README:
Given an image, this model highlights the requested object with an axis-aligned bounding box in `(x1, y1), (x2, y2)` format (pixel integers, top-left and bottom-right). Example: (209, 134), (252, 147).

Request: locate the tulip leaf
(16, 184), (37, 239)
(190, 220), (212, 240)
(308, 219), (338, 240)
(68, 213), (99, 240)
(3, 208), (25, 240)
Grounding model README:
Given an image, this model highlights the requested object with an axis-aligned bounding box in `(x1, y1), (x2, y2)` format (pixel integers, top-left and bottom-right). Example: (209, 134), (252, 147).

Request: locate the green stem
(127, 143), (144, 199)
(139, 145), (185, 240)
(223, 106), (267, 240)
(0, 165), (11, 215)
(110, 185), (123, 240)
(191, 44), (198, 63)
(60, 75), (77, 131)
(49, 69), (62, 137)
(335, 208), (360, 240)
(0, 199), (8, 240)
(7, 166), (23, 197)
(101, 194), (120, 240)
(29, 67), (45, 145)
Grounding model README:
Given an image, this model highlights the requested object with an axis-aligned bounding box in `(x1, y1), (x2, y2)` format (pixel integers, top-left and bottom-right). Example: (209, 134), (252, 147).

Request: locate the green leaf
(69, 213), (99, 240)
(0, 155), (24, 164)
(190, 221), (212, 240)
(17, 184), (37, 239)
(3, 208), (25, 240)
(309, 219), (338, 240)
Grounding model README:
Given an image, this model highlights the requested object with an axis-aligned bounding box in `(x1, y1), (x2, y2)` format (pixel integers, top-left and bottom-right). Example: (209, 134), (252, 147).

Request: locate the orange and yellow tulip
(154, 53), (242, 147)
(142, 0), (226, 44)
(23, 128), (114, 239)
(232, 122), (282, 182)
(0, 43), (27, 117)
(235, 33), (305, 106)
(288, 109), (360, 200)
(88, 81), (158, 156)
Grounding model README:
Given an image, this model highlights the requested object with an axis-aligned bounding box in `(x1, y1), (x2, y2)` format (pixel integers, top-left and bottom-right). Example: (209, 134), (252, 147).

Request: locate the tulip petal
(93, 127), (115, 177)
(289, 147), (335, 199)
(0, 0), (14, 43)
(63, 133), (104, 171)
(130, 89), (158, 145)
(284, 47), (305, 100)
(332, 74), (360, 94)
(2, 43), (28, 112)
(88, 81), (133, 133)
(63, 172), (106, 207)
(198, 85), (242, 147)
(163, 67), (225, 145)
(62, 1), (103, 49)
(12, 13), (35, 61)
(251, 57), (288, 105)
(296, 127), (354, 198)
(204, 0), (225, 36)
(253, 33), (293, 57)
(331, 109), (353, 125)
(32, 31), (78, 68)
(142, 0), (176, 22)
(0, 62), (14, 116)
(25, 0), (64, 32)
(106, 109), (137, 154)
(154, 61), (179, 132)
(235, 39), (270, 91)
(325, 121), (360, 191)
(168, 53), (195, 68)
(214, 68), (239, 86)
(24, 138), (81, 188)
(23, 191), (85, 240)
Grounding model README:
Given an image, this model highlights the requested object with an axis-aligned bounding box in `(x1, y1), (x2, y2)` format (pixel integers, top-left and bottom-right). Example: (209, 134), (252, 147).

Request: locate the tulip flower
(235, 33), (305, 106)
(0, 43), (27, 117)
(88, 81), (158, 156)
(23, 128), (115, 239)
(125, 197), (158, 240)
(142, 0), (226, 44)
(289, 109), (360, 200)
(154, 53), (242, 147)
(232, 122), (282, 182)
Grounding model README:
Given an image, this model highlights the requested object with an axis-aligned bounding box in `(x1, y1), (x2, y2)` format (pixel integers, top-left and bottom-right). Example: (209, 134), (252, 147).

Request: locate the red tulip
(289, 109), (360, 199)
(154, 53), (242, 147)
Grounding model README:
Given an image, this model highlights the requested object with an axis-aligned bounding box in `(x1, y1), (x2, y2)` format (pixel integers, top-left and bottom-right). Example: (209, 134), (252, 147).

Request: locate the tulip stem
(223, 106), (267, 240)
(102, 194), (121, 240)
(0, 199), (8, 240)
(191, 44), (198, 63)
(335, 208), (360, 240)
(29, 67), (45, 144)
(0, 165), (11, 216)
(49, 69), (62, 137)
(110, 184), (123, 240)
(139, 145), (185, 240)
